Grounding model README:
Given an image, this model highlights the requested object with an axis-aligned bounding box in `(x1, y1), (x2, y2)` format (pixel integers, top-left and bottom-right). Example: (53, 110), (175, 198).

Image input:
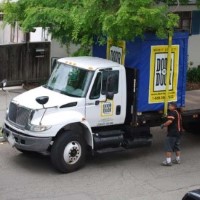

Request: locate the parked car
(183, 189), (200, 200)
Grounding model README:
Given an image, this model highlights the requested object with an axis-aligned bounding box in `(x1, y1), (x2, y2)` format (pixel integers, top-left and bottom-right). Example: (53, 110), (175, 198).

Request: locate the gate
(0, 42), (50, 86)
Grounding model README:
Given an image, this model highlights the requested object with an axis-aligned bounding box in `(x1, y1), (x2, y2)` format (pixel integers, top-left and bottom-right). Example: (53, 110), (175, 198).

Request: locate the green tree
(2, 0), (193, 55)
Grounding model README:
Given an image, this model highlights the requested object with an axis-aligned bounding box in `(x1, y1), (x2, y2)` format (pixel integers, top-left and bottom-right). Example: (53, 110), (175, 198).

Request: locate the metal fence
(0, 42), (50, 86)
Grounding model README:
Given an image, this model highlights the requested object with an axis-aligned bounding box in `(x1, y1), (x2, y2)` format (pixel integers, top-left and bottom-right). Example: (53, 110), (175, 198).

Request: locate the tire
(51, 131), (86, 173)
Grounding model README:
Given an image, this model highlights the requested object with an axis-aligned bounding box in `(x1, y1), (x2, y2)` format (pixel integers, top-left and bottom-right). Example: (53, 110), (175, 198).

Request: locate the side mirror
(105, 74), (115, 100)
(36, 96), (49, 107)
(0, 79), (7, 88)
(106, 92), (114, 100)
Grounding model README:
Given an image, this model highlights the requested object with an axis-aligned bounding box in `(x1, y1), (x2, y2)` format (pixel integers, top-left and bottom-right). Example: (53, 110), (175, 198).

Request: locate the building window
(0, 13), (3, 21)
(176, 11), (192, 34)
(191, 10), (200, 35)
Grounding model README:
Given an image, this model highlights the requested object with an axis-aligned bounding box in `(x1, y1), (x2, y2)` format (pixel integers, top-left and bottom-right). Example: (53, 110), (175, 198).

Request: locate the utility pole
(164, 32), (173, 115)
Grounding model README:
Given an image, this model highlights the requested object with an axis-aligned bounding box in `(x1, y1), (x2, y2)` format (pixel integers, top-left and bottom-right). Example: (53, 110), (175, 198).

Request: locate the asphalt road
(1, 128), (200, 200)
(0, 89), (200, 200)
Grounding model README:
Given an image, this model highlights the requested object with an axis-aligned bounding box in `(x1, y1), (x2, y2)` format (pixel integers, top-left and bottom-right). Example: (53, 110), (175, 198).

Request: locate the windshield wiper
(60, 90), (80, 98)
(45, 85), (54, 91)
(43, 85), (47, 88)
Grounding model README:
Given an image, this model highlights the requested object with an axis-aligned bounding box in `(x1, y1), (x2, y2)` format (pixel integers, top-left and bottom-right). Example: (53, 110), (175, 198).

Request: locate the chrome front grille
(8, 102), (32, 128)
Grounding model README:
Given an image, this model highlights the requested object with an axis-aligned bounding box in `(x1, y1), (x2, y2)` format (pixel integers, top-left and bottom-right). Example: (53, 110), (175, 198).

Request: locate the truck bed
(137, 89), (200, 128)
(185, 90), (200, 110)
(182, 90), (200, 133)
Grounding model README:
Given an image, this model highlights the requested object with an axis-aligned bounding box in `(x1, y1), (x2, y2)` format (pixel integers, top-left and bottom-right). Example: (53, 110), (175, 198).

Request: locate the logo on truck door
(101, 101), (114, 117)
(149, 45), (179, 104)
(107, 39), (126, 65)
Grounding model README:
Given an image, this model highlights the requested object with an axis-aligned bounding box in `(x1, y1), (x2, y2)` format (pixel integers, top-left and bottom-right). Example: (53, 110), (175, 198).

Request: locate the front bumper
(3, 124), (52, 153)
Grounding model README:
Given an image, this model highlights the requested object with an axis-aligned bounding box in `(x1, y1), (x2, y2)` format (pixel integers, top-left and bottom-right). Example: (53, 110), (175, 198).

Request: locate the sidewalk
(185, 90), (200, 110)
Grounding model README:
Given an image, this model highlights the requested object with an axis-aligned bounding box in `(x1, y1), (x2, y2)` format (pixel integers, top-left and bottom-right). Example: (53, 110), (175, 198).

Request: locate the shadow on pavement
(6, 130), (200, 174)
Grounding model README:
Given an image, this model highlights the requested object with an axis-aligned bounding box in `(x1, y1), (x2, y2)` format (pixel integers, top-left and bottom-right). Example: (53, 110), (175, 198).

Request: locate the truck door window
(102, 70), (119, 95)
(90, 72), (102, 99)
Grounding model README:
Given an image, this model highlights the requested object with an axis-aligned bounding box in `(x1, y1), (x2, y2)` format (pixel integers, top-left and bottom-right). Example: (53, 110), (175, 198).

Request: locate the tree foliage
(2, 0), (194, 55)
(187, 67), (200, 83)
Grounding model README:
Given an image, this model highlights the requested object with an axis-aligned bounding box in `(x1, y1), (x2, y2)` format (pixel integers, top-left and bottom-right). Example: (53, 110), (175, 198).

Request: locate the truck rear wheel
(51, 131), (86, 173)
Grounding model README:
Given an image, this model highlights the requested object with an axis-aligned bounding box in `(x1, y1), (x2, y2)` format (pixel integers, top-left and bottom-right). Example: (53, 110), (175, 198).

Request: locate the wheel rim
(63, 141), (82, 165)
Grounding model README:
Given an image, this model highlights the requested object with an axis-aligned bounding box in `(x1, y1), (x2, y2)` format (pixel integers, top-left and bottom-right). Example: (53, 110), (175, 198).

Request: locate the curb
(3, 85), (23, 91)
(0, 136), (6, 143)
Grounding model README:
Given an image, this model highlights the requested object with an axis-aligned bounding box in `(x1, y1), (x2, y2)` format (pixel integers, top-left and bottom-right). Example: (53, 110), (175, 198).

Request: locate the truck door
(86, 68), (125, 127)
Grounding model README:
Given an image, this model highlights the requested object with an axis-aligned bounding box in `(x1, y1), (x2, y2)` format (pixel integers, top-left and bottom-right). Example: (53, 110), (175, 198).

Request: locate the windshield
(46, 62), (94, 97)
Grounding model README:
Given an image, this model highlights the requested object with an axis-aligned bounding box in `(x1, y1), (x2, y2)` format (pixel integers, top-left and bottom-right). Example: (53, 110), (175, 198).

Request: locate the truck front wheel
(51, 131), (86, 173)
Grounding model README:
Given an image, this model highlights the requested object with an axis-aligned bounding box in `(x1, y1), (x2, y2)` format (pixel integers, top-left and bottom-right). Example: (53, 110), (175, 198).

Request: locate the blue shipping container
(93, 32), (189, 112)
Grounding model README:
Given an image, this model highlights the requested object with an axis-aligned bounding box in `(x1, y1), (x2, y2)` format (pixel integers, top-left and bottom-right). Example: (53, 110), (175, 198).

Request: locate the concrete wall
(0, 23), (25, 44)
(50, 39), (79, 58)
(30, 27), (51, 42)
(188, 35), (200, 67)
(169, 5), (198, 12)
(0, 23), (51, 44)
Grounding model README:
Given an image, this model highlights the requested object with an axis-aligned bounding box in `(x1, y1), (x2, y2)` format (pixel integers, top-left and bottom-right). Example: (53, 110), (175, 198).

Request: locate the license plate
(7, 133), (15, 147)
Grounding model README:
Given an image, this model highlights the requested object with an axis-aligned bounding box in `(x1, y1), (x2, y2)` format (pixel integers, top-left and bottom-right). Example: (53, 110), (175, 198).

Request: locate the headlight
(26, 110), (51, 132)
(28, 124), (52, 132)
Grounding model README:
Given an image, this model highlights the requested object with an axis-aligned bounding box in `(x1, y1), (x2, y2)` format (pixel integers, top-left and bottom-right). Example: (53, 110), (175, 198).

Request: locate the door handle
(116, 105), (121, 115)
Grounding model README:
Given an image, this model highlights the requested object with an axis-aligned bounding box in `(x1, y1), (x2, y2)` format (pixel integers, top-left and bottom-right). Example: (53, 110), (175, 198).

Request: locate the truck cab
(4, 56), (151, 173)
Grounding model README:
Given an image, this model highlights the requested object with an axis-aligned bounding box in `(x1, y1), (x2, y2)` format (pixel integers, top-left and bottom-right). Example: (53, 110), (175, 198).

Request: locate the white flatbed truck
(2, 56), (200, 173)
